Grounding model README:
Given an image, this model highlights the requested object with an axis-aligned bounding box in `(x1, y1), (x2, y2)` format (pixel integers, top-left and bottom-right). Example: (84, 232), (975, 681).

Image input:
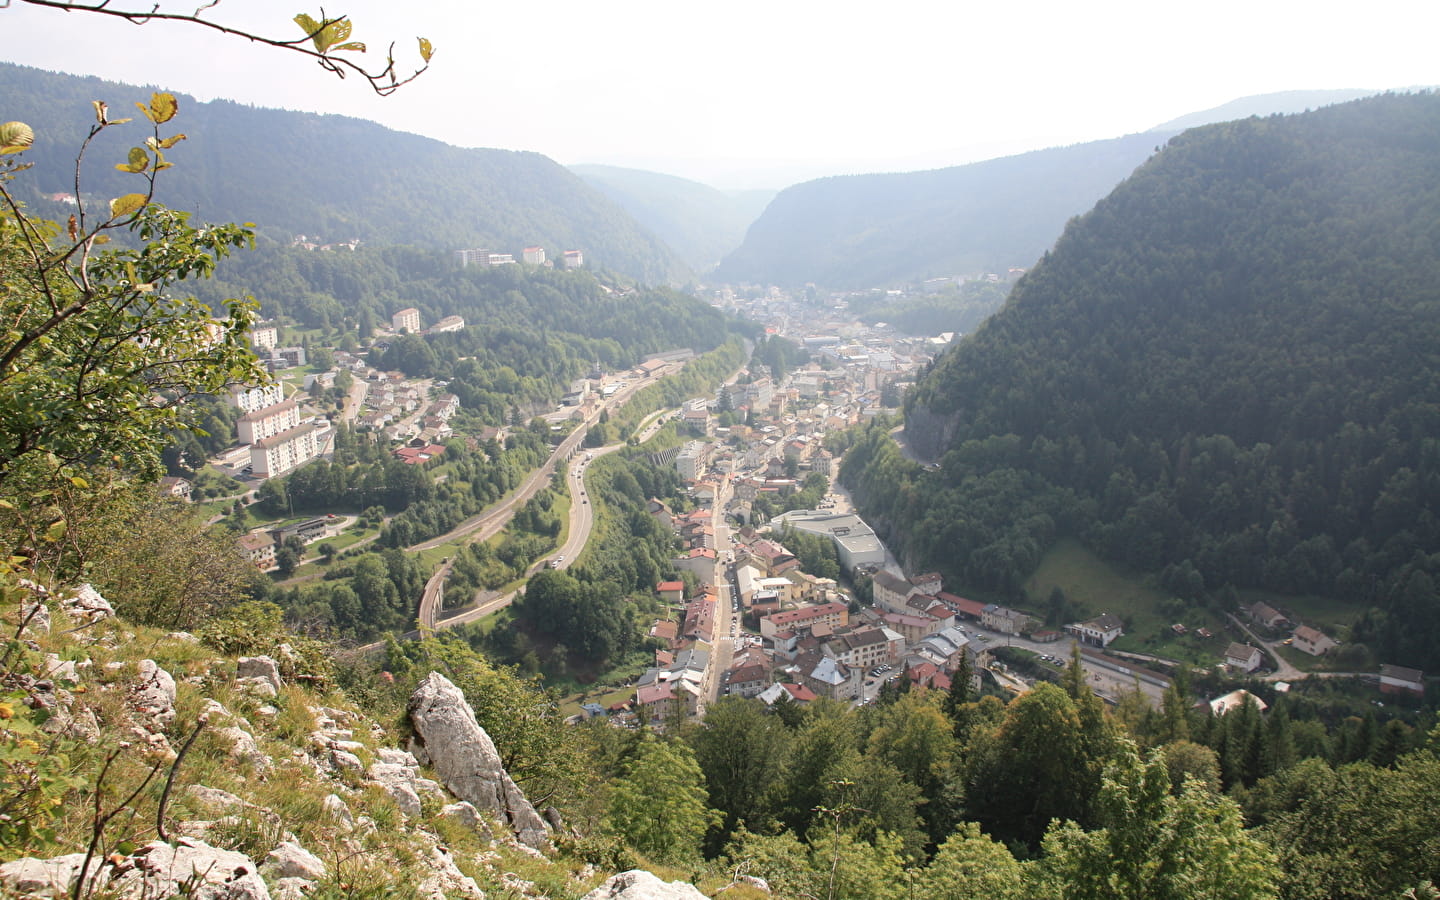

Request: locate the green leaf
(109, 193), (148, 218)
(418, 37), (434, 62)
(0, 121), (34, 155)
(69, 476), (88, 489)
(335, 41), (366, 52)
(158, 133), (187, 149)
(114, 146), (149, 174)
(43, 520), (66, 543)
(294, 12), (321, 36)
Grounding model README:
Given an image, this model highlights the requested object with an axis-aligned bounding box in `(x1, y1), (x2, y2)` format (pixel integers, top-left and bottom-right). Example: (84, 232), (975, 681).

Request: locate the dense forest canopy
(0, 63), (690, 283)
(845, 92), (1440, 669)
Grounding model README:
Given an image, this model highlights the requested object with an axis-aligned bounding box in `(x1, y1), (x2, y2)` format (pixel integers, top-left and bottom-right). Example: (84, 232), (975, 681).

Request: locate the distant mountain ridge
(714, 132), (1172, 289)
(844, 91), (1440, 669)
(715, 89), (1401, 290)
(1147, 88), (1391, 132)
(570, 164), (774, 272)
(0, 63), (690, 284)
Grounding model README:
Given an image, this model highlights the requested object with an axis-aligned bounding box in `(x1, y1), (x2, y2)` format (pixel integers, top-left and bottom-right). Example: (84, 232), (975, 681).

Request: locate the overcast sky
(4, 0), (1438, 189)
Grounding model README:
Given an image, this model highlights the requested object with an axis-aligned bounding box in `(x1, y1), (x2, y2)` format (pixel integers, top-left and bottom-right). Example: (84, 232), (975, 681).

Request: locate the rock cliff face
(901, 403), (961, 464)
(407, 672), (552, 850)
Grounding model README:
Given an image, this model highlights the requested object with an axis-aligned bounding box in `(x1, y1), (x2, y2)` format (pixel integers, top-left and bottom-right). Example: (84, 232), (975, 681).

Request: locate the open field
(1024, 538), (1233, 665)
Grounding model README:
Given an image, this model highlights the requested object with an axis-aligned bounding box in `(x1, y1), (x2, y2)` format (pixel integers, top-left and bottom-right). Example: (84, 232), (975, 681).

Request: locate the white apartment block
(392, 308), (422, 334)
(676, 441), (709, 482)
(249, 423), (321, 477)
(229, 383), (285, 415)
(237, 399), (301, 445)
(430, 315), (465, 334)
(563, 250), (583, 268)
(523, 246), (546, 265)
(249, 325), (279, 351)
(454, 248), (492, 267)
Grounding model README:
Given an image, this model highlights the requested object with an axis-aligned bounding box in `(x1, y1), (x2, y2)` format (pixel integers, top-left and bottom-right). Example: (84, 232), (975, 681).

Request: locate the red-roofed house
(939, 592), (986, 621)
(760, 602), (848, 639)
(394, 443), (446, 465)
(656, 581), (685, 604)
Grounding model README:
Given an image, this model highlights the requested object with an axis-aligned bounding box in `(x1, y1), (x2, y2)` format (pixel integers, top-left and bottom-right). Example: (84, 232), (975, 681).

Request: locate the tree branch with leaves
(5, 1), (433, 96)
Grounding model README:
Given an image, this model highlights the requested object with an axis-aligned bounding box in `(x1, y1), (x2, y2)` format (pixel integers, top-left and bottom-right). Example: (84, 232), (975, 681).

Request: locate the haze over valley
(2, 5), (1440, 899)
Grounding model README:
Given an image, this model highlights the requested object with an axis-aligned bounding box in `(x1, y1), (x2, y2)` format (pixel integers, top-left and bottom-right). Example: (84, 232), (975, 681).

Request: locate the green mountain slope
(844, 92), (1440, 669)
(713, 132), (1170, 289)
(0, 63), (690, 284)
(714, 90), (1405, 291)
(570, 164), (774, 272)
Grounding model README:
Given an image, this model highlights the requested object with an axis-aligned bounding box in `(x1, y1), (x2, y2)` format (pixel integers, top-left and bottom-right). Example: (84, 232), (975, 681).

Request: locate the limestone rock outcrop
(406, 672), (550, 850)
(579, 870), (708, 900)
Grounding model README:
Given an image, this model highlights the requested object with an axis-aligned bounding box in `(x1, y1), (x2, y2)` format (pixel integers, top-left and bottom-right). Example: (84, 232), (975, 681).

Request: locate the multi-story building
(229, 383), (285, 414)
(429, 315), (465, 334)
(675, 441), (709, 482)
(236, 532), (277, 569)
(249, 325), (279, 350)
(760, 602), (848, 640)
(249, 423), (321, 477)
(237, 399), (301, 445)
(522, 246), (546, 265)
(454, 248), (492, 267)
(1070, 613), (1124, 648)
(562, 250), (583, 268)
(392, 308), (422, 334)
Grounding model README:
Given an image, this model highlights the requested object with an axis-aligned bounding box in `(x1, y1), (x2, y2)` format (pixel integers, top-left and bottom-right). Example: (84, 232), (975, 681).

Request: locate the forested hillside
(845, 92), (1440, 669)
(198, 245), (741, 393)
(571, 164), (775, 272)
(714, 90), (1393, 291)
(0, 63), (690, 283)
(713, 132), (1171, 288)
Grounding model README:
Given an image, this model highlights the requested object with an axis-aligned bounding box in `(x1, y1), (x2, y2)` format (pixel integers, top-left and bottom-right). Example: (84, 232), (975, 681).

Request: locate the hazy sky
(4, 0), (1438, 188)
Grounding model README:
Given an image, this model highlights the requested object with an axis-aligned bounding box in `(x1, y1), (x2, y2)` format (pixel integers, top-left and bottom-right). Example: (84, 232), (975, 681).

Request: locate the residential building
(821, 627), (893, 671)
(760, 602), (849, 640)
(1209, 689), (1268, 716)
(522, 246), (546, 265)
(429, 315), (465, 334)
(392, 308), (422, 334)
(394, 443), (446, 465)
(236, 533), (276, 569)
(453, 248), (492, 267)
(872, 569), (916, 614)
(676, 441), (710, 481)
(158, 476), (192, 501)
(799, 653), (861, 701)
(228, 382), (285, 414)
(1292, 624), (1337, 656)
(237, 399), (302, 445)
(878, 610), (935, 644)
(1224, 642), (1264, 673)
(656, 581), (685, 605)
(1247, 601), (1289, 631)
(562, 250), (584, 268)
(249, 325), (279, 350)
(1379, 664), (1425, 697)
(725, 663), (770, 699)
(757, 682), (816, 706)
(981, 604), (1031, 635)
(248, 423), (321, 477)
(1070, 613), (1124, 648)
(270, 516), (338, 545)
